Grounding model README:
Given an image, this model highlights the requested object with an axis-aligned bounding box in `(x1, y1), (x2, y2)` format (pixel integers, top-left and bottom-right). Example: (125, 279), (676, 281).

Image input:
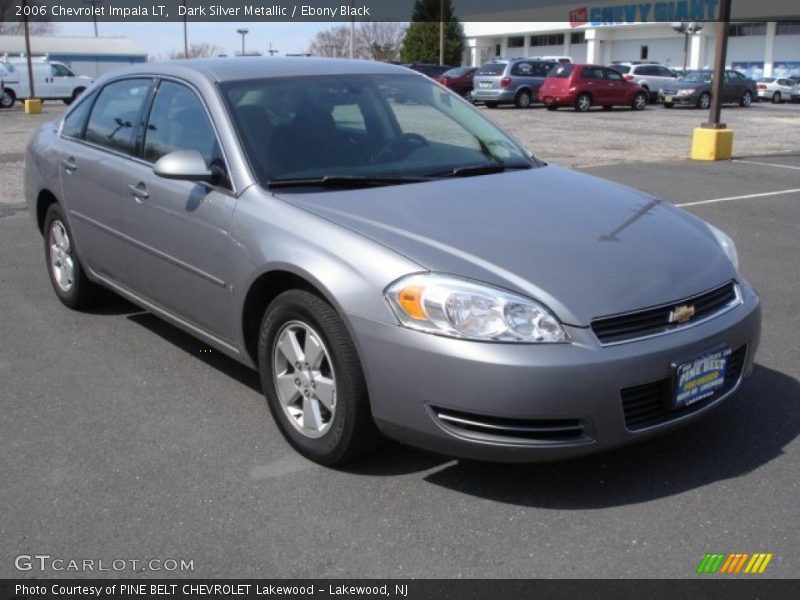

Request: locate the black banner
(3, 0), (800, 23)
(2, 580), (800, 600)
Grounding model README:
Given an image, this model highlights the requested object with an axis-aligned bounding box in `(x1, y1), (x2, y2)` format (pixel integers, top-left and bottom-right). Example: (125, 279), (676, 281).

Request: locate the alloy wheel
(48, 220), (75, 293)
(577, 94), (591, 112)
(699, 93), (711, 110)
(272, 320), (336, 439)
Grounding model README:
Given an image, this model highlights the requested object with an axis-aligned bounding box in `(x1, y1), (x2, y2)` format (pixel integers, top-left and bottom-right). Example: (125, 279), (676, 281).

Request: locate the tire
(575, 92), (592, 112)
(0, 89), (15, 109)
(772, 91), (781, 104)
(43, 203), (103, 310)
(546, 105), (558, 111)
(514, 89), (532, 109)
(740, 91), (752, 107)
(663, 102), (674, 109)
(258, 289), (382, 465)
(697, 92), (711, 110)
(63, 87), (86, 106)
(485, 101), (498, 109)
(632, 92), (647, 111)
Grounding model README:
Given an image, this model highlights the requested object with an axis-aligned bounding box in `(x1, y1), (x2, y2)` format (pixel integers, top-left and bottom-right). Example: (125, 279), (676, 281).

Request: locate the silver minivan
(472, 58), (557, 108)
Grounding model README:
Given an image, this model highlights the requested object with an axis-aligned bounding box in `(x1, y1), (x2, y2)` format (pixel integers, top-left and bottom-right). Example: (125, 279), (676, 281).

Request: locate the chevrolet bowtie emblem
(669, 304), (696, 324)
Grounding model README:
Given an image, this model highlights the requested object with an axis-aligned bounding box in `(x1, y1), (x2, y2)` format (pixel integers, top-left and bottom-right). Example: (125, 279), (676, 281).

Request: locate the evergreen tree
(400, 0), (465, 65)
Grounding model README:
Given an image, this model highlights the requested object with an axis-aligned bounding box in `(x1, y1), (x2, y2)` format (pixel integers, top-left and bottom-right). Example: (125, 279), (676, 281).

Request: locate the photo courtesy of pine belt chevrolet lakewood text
(25, 58), (761, 465)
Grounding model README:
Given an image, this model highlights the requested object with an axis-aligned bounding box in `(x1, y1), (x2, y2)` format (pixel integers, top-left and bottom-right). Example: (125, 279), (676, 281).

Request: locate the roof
(118, 57), (411, 83)
(0, 35), (146, 58)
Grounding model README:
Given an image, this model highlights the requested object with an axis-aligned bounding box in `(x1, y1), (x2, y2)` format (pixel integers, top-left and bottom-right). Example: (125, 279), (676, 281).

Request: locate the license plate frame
(672, 347), (731, 409)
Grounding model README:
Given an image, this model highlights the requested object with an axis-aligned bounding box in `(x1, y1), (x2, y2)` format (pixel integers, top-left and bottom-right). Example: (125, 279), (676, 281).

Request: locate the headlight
(385, 273), (568, 343)
(677, 88), (696, 95)
(707, 223), (739, 272)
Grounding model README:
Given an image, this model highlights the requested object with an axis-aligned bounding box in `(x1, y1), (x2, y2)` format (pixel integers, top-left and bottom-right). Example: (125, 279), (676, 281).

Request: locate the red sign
(570, 7), (588, 27)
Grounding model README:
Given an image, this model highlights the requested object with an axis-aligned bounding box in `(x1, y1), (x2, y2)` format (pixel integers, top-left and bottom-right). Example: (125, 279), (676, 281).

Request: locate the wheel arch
(36, 189), (60, 234)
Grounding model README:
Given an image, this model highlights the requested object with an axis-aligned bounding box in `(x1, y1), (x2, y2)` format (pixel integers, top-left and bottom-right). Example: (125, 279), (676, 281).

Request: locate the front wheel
(632, 92), (647, 111)
(772, 91), (781, 104)
(258, 290), (382, 465)
(697, 92), (711, 110)
(740, 91), (752, 107)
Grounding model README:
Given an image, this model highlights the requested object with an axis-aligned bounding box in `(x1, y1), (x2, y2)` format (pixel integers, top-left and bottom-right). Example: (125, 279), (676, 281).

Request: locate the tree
(400, 0), (464, 65)
(309, 25), (355, 58)
(0, 1), (55, 36)
(358, 22), (406, 62)
(168, 42), (225, 60)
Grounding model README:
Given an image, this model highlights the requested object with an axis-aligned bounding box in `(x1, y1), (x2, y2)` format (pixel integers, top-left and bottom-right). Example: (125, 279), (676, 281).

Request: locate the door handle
(128, 183), (149, 201)
(61, 158), (77, 172)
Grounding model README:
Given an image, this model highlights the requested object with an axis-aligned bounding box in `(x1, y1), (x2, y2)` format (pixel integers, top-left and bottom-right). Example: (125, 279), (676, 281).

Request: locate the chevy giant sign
(570, 0), (720, 26)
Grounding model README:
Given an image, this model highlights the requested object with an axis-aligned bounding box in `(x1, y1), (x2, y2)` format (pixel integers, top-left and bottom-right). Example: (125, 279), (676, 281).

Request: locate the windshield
(682, 71), (713, 83)
(221, 74), (534, 186)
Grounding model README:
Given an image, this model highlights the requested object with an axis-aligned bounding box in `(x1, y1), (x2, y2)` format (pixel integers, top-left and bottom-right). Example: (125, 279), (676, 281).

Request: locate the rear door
(603, 68), (628, 104)
(58, 77), (153, 286)
(123, 78), (237, 341)
(580, 66), (606, 104)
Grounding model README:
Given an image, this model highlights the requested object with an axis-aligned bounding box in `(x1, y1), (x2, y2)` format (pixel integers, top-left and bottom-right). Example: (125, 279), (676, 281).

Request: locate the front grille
(432, 407), (589, 445)
(662, 89), (678, 95)
(621, 344), (747, 431)
(591, 281), (739, 344)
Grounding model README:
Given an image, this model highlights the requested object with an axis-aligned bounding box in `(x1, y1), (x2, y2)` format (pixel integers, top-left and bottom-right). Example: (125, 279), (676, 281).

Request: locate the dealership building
(0, 36), (146, 78)
(463, 1), (800, 78)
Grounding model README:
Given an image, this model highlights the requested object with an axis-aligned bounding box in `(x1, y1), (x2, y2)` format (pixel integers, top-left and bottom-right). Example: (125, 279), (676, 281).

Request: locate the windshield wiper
(267, 175), (432, 189)
(430, 162), (533, 178)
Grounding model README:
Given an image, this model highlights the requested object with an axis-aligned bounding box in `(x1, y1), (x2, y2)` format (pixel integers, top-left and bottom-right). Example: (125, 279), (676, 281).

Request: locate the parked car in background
(531, 55), (573, 64)
(435, 66), (478, 99)
(610, 63), (680, 102)
(0, 57), (92, 108)
(25, 58), (760, 465)
(540, 63), (648, 112)
(756, 77), (796, 103)
(792, 83), (800, 103)
(472, 58), (557, 108)
(403, 63), (453, 79)
(659, 70), (756, 109)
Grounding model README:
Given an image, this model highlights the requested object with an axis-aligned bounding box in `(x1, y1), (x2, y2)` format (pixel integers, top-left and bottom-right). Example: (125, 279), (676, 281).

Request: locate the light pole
(237, 28), (249, 57)
(182, 0), (189, 58)
(22, 0), (35, 99)
(83, 0), (102, 38)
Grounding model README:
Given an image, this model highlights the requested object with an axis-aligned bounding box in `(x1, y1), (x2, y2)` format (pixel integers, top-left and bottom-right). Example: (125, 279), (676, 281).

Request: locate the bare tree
(308, 25), (355, 58)
(168, 42), (225, 60)
(0, 1), (55, 35)
(358, 22), (406, 62)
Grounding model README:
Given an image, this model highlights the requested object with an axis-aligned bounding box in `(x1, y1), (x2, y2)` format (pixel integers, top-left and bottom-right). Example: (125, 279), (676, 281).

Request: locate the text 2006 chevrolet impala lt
(25, 59), (760, 464)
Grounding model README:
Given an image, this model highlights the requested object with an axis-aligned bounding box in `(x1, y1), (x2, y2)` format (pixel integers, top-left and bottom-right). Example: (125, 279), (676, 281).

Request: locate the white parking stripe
(733, 159), (800, 171)
(677, 188), (800, 207)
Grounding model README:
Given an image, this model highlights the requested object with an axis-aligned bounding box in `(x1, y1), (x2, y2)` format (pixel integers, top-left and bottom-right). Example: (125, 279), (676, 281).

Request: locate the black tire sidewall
(43, 204), (92, 309)
(258, 290), (376, 465)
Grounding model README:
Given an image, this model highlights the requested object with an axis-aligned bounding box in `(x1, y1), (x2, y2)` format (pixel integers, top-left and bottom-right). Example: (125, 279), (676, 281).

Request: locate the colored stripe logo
(697, 553), (773, 574)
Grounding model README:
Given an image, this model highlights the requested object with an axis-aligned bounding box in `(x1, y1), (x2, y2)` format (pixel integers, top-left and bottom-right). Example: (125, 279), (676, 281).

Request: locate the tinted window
(581, 67), (604, 80)
(532, 62), (557, 77)
(85, 78), (151, 155)
(511, 62), (533, 76)
(61, 91), (95, 139)
(657, 67), (675, 77)
(477, 62), (507, 76)
(443, 67), (473, 78)
(605, 69), (623, 81)
(549, 64), (574, 78)
(143, 80), (221, 168)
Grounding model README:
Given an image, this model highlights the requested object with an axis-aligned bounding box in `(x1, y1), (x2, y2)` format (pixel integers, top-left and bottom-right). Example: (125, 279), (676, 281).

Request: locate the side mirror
(153, 150), (215, 183)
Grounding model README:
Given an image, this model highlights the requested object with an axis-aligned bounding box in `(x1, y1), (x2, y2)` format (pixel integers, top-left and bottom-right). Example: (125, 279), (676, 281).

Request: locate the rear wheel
(63, 87), (86, 106)
(575, 93), (592, 112)
(740, 91), (752, 107)
(43, 204), (103, 310)
(514, 89), (532, 109)
(697, 92), (711, 110)
(772, 91), (781, 104)
(632, 92), (647, 111)
(0, 89), (15, 109)
(258, 290), (382, 465)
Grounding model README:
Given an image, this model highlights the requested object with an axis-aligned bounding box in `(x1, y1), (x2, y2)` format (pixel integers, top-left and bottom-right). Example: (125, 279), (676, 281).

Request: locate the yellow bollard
(691, 127), (734, 161)
(24, 98), (43, 114)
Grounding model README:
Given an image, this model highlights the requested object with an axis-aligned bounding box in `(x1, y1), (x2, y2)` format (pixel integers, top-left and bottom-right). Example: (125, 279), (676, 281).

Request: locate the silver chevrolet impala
(25, 58), (761, 464)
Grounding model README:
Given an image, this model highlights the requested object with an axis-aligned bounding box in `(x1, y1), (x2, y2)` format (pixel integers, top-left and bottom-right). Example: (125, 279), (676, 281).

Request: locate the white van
(0, 57), (93, 108)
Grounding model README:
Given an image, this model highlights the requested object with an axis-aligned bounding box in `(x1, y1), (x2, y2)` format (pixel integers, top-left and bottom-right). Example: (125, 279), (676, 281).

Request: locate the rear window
(549, 64), (574, 78)
(612, 65), (631, 74)
(477, 62), (507, 76)
(757, 77), (776, 83)
(443, 67), (472, 77)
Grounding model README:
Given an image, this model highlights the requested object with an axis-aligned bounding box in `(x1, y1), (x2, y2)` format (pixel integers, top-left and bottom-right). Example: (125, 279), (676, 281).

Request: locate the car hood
(276, 166), (736, 326)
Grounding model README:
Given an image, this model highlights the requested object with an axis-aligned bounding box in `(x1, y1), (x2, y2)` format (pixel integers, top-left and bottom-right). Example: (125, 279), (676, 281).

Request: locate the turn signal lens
(396, 285), (427, 321)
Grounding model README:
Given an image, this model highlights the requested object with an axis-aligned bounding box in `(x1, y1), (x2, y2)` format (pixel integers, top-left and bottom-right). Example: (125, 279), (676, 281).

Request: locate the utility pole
(439, 0), (445, 65)
(23, 0), (35, 99)
(237, 28), (249, 56)
(705, 0), (732, 129)
(182, 0), (189, 58)
(83, 0), (102, 37)
(349, 1), (355, 59)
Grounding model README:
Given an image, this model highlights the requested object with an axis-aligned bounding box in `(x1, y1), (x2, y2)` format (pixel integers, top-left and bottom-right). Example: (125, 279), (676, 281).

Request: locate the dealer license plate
(673, 347), (731, 409)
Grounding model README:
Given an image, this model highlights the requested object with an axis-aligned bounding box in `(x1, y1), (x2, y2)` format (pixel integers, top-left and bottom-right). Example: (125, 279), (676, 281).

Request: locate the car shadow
(126, 311), (262, 394)
(419, 364), (799, 508)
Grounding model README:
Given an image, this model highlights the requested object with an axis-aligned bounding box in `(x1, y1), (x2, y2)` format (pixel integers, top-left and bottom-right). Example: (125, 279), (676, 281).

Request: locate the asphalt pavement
(1, 153), (798, 578)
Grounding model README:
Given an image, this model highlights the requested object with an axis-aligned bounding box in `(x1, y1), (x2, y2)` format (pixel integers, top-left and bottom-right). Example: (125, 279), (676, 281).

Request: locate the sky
(56, 21), (333, 58)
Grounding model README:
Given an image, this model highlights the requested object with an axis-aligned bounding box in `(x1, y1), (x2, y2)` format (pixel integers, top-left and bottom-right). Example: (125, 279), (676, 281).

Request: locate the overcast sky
(57, 22), (332, 58)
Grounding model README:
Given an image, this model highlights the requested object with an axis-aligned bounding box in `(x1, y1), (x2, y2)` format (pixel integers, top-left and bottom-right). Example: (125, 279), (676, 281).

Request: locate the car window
(657, 67), (674, 77)
(612, 65), (631, 74)
(477, 62), (507, 76)
(532, 62), (557, 77)
(143, 80), (223, 172)
(549, 64), (574, 78)
(581, 67), (604, 80)
(605, 69), (624, 81)
(52, 64), (74, 77)
(511, 62), (533, 76)
(84, 78), (151, 155)
(779, 79), (791, 86)
(61, 91), (96, 139)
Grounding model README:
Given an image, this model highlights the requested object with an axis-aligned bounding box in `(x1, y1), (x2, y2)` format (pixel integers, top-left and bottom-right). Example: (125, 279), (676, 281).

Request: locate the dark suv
(472, 58), (558, 108)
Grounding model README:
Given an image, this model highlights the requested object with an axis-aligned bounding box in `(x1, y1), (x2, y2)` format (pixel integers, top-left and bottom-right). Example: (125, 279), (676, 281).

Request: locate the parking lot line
(677, 188), (800, 208)
(733, 160), (800, 171)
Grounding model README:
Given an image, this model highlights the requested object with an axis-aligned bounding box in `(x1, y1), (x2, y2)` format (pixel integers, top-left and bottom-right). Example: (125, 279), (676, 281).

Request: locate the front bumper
(660, 91), (699, 105)
(541, 93), (577, 106)
(350, 281), (761, 462)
